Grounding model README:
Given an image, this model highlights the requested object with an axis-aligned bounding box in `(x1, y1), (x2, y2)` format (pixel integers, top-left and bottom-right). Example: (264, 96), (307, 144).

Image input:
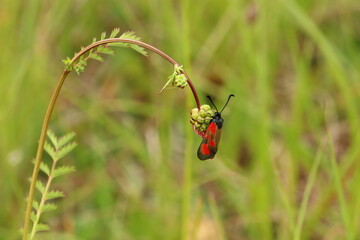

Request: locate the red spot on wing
(201, 144), (211, 155)
(209, 140), (216, 147)
(209, 122), (217, 134)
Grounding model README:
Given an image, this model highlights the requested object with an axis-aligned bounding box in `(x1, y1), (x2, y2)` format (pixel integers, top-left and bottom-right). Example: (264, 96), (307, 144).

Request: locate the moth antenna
(220, 94), (235, 113)
(207, 95), (219, 112)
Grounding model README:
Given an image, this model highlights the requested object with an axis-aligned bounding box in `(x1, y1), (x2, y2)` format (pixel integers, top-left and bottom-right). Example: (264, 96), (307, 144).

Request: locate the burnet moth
(197, 94), (235, 160)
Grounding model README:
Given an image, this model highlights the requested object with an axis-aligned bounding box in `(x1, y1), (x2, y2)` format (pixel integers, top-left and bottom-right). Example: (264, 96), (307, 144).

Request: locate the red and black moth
(197, 94), (235, 160)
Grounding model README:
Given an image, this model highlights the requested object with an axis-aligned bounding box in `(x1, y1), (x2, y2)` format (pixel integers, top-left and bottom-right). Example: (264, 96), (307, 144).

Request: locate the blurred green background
(1, 0), (360, 239)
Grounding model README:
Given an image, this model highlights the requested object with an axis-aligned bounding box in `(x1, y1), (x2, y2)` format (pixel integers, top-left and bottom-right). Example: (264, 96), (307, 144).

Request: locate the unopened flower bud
(174, 74), (188, 89)
(190, 104), (216, 136)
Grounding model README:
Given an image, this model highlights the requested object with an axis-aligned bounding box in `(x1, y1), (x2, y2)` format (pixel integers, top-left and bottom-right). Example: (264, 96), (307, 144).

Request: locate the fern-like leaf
(30, 212), (37, 223)
(109, 31), (147, 56)
(97, 46), (115, 55)
(44, 141), (56, 159)
(39, 162), (50, 176)
(110, 28), (120, 38)
(74, 56), (87, 74)
(120, 31), (139, 39)
(46, 130), (58, 149)
(46, 190), (65, 200)
(32, 200), (39, 211)
(56, 142), (78, 160)
(42, 203), (57, 212)
(58, 132), (76, 148)
(35, 223), (49, 232)
(100, 32), (106, 40)
(35, 181), (45, 194)
(62, 57), (73, 71)
(89, 52), (104, 62)
(62, 28), (147, 74)
(29, 130), (76, 240)
(53, 165), (76, 178)
(130, 45), (148, 56)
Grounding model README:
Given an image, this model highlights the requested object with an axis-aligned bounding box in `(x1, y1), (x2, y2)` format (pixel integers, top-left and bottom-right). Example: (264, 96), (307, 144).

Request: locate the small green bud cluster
(174, 74), (188, 89)
(190, 105), (216, 135)
(159, 65), (188, 93)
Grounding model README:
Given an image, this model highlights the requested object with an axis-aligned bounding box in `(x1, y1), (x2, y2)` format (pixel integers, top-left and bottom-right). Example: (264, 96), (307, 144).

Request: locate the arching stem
(22, 37), (201, 240)
(70, 38), (201, 109)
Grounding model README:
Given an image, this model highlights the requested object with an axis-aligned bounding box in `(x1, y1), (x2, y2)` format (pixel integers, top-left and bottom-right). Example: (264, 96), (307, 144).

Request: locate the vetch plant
(22, 28), (232, 239)
(27, 131), (76, 240)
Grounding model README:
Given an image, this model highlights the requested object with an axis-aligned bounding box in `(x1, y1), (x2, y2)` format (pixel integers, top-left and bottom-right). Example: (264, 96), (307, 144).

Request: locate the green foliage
(35, 181), (45, 194)
(109, 31), (148, 56)
(35, 223), (49, 232)
(28, 130), (76, 240)
(45, 190), (65, 200)
(62, 28), (147, 75)
(52, 165), (76, 178)
(39, 162), (50, 176)
(3, 1), (360, 239)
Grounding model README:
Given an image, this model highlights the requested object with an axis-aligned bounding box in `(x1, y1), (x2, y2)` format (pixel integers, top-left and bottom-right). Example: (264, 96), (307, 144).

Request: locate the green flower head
(190, 104), (216, 136)
(159, 65), (188, 93)
(174, 74), (188, 89)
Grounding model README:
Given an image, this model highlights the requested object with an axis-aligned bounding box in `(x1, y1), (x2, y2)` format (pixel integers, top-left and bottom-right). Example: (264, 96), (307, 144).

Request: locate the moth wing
(208, 128), (222, 153)
(197, 122), (222, 160)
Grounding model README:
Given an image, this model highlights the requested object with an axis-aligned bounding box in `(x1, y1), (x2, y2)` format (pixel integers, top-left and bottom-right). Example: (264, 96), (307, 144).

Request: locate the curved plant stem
(70, 38), (201, 109)
(22, 70), (69, 240)
(22, 38), (201, 240)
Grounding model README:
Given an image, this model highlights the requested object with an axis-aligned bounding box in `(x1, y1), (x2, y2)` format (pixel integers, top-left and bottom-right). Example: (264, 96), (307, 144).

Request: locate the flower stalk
(22, 34), (201, 240)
